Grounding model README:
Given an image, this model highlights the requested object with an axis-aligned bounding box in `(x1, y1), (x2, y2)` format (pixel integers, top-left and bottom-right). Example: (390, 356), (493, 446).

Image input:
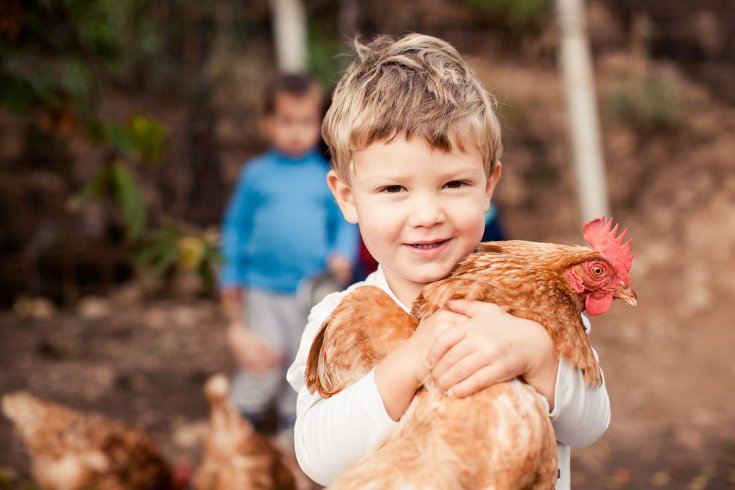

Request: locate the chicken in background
(194, 374), (300, 490)
(306, 217), (637, 489)
(1, 391), (189, 490)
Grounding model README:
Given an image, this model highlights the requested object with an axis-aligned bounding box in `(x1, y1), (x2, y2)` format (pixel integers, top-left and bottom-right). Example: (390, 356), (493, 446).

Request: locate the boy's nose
(408, 194), (445, 228)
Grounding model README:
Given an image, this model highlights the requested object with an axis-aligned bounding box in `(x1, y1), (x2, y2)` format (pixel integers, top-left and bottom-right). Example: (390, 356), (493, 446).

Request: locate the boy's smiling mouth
(406, 239), (450, 250)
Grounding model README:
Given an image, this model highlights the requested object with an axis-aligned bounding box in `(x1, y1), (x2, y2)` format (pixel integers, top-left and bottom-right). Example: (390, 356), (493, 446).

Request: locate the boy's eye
(444, 180), (467, 189)
(381, 185), (404, 193)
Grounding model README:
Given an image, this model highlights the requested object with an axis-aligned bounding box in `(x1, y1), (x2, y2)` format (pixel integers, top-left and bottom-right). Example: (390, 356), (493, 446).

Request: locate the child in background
(219, 73), (358, 437)
(287, 35), (609, 489)
(482, 202), (507, 241)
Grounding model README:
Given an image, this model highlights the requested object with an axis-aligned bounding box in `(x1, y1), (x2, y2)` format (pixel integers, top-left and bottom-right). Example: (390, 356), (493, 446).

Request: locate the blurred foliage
(455, 0), (549, 34)
(607, 72), (680, 134)
(135, 225), (221, 287)
(307, 21), (351, 88)
(80, 160), (147, 241)
(0, 0), (221, 292)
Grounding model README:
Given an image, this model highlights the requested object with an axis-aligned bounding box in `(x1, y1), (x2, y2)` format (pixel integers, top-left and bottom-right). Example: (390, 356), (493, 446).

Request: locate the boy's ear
(484, 162), (503, 211)
(327, 170), (359, 224)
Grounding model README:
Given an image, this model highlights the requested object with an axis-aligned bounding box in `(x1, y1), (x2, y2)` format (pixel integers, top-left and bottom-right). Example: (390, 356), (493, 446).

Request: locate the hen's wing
(416, 274), (603, 387)
(306, 286), (417, 398)
(413, 278), (499, 319)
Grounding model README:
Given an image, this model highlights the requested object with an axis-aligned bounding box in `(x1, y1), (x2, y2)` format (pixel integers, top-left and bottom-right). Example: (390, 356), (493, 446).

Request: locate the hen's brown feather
(2, 392), (174, 490)
(306, 286), (417, 398)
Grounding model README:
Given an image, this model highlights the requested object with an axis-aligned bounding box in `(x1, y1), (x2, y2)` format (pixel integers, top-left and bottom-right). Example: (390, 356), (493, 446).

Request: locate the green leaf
(84, 120), (106, 145)
(109, 162), (146, 240)
(105, 122), (135, 156)
(129, 114), (167, 165)
(60, 60), (93, 102)
(150, 243), (179, 276)
(78, 164), (112, 202)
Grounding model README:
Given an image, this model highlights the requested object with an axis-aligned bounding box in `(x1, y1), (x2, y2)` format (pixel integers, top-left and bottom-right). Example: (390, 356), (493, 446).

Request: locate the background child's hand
(220, 286), (243, 321)
(327, 254), (353, 286)
(425, 299), (558, 403)
(227, 322), (284, 374)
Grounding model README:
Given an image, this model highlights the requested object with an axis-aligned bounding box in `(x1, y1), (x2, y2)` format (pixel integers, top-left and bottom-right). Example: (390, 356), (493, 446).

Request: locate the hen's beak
(614, 287), (637, 306)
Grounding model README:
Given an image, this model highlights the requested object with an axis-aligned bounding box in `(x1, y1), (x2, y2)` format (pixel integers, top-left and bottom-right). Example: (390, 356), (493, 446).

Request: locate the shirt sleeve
(286, 288), (399, 486)
(548, 315), (611, 448)
(293, 370), (398, 485)
(218, 165), (256, 288)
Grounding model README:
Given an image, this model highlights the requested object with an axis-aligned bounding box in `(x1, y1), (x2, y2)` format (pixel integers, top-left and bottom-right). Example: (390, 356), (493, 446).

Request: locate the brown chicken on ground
(306, 217), (636, 489)
(2, 392), (185, 490)
(194, 374), (298, 490)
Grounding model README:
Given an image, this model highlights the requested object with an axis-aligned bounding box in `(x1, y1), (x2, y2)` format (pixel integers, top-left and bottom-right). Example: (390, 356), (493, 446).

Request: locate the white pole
(555, 0), (610, 222)
(269, 0), (308, 73)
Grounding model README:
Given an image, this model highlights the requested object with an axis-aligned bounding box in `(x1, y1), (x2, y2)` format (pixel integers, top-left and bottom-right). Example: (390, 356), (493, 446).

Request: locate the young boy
(286, 35), (610, 489)
(219, 73), (358, 436)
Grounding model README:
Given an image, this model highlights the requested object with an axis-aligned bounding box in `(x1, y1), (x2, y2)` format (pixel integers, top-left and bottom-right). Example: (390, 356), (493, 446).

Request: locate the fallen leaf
(650, 469), (671, 486)
(613, 468), (632, 486)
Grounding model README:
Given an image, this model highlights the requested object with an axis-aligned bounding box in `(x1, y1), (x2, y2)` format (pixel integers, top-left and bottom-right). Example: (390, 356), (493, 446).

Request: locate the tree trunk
(269, 0), (308, 73)
(555, 0), (610, 223)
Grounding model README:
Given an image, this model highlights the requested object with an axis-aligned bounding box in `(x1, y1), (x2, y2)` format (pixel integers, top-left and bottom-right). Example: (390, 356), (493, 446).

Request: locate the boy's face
(329, 137), (502, 304)
(265, 91), (321, 158)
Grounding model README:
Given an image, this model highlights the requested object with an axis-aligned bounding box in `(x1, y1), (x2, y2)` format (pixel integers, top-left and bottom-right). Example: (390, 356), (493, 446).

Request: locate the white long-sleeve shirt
(286, 267), (611, 489)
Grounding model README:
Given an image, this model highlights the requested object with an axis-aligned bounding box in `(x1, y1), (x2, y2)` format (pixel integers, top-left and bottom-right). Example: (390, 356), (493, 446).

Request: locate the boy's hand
(227, 322), (284, 374)
(405, 309), (468, 385)
(426, 299), (558, 406)
(374, 308), (466, 421)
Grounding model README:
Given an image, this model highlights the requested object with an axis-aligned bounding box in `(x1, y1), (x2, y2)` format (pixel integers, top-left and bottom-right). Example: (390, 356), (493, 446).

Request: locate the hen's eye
(591, 265), (604, 276)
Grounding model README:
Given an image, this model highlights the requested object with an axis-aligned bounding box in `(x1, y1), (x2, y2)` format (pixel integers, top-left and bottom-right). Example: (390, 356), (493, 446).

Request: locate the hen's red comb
(583, 217), (634, 282)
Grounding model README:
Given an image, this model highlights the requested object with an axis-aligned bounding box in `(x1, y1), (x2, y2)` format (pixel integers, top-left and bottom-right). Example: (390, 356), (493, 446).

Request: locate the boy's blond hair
(323, 33), (502, 183)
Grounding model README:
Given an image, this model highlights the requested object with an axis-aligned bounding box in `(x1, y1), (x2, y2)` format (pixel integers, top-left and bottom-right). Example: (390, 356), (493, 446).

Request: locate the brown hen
(306, 217), (636, 489)
(2, 392), (178, 490)
(194, 374), (297, 490)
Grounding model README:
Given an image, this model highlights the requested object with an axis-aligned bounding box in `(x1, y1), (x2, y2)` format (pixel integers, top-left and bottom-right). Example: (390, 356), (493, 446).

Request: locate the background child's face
(329, 137), (501, 303)
(264, 91), (321, 157)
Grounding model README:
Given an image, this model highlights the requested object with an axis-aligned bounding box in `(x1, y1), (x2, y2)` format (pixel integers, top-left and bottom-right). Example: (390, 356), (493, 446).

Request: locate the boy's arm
(549, 315), (610, 448)
(287, 288), (467, 482)
(292, 370), (399, 485)
(375, 308), (468, 420)
(287, 291), (400, 485)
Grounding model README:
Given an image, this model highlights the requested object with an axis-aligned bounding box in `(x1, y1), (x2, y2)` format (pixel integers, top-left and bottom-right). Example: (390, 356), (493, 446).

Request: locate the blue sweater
(219, 149), (358, 294)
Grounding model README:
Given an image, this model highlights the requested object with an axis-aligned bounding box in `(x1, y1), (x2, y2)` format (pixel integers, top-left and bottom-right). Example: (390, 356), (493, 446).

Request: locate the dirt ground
(1, 58), (734, 489)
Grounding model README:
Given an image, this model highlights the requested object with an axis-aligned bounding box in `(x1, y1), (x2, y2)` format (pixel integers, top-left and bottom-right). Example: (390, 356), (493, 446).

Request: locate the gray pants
(230, 288), (306, 423)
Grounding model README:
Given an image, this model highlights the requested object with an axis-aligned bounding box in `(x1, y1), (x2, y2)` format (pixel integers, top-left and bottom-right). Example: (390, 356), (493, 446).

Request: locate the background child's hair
(263, 73), (323, 116)
(323, 33), (503, 182)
